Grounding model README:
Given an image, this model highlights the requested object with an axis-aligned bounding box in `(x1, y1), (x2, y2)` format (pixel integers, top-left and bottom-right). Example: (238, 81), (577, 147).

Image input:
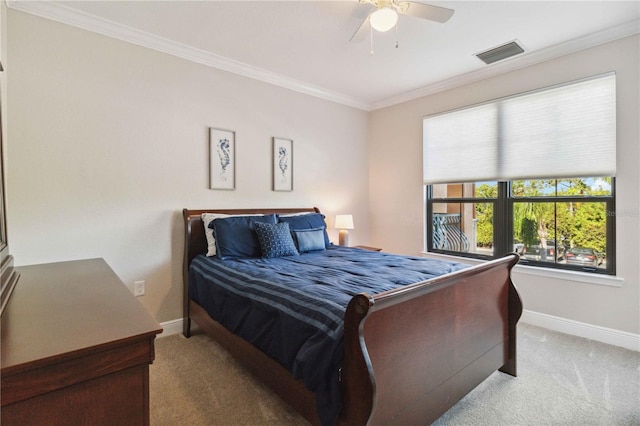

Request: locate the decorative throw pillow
(292, 227), (326, 253)
(211, 214), (278, 259)
(277, 213), (331, 248)
(254, 222), (299, 258)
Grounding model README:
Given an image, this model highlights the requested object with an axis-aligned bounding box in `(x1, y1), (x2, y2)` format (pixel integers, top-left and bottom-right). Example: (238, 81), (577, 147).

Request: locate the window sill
(420, 251), (624, 288)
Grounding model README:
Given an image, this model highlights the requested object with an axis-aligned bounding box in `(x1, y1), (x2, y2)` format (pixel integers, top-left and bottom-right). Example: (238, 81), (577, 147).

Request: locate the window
(423, 74), (616, 275)
(427, 179), (615, 274)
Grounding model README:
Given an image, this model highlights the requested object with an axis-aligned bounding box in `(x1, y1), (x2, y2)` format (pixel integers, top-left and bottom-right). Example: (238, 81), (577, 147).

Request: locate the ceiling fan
(350, 0), (455, 42)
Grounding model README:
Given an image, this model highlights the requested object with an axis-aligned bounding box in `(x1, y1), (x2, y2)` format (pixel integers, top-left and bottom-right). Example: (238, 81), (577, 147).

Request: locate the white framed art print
(272, 137), (293, 192)
(209, 128), (235, 190)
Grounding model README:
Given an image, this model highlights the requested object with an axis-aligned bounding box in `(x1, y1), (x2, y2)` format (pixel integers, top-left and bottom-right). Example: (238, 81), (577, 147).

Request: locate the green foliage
(474, 184), (497, 247)
(520, 218), (538, 247)
(472, 178), (608, 255)
(475, 203), (493, 247)
(556, 201), (607, 252)
(476, 183), (497, 198)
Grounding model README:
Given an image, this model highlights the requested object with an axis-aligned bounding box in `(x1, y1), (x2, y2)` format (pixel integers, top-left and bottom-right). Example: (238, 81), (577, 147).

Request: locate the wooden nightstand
(355, 245), (382, 252)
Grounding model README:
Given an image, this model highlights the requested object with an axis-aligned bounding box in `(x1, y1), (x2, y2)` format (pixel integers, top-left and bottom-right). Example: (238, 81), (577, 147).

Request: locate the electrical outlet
(134, 280), (145, 297)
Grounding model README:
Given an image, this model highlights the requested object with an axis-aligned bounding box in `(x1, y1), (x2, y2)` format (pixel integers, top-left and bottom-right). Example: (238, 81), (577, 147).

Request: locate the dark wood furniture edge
(1, 335), (157, 405)
(0, 253), (19, 316)
(340, 293), (376, 425)
(499, 268), (524, 377)
(0, 70), (18, 317)
(1, 330), (160, 377)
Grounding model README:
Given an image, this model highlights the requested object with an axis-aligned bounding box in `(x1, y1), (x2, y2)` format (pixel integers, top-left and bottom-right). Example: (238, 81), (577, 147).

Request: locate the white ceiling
(8, 1), (640, 110)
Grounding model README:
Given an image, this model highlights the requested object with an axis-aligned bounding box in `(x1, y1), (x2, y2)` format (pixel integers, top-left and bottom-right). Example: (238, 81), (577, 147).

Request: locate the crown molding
(6, 1), (639, 112)
(371, 19), (640, 110)
(5, 0), (370, 111)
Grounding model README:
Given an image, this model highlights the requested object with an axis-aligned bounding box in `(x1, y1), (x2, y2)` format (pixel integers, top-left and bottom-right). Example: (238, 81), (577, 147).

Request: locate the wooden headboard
(182, 207), (320, 269)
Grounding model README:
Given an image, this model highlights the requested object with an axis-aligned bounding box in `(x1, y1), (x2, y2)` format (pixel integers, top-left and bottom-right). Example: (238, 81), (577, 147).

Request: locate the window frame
(426, 179), (616, 275)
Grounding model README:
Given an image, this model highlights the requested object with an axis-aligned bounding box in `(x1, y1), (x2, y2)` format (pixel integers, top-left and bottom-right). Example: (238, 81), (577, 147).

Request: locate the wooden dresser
(1, 258), (162, 425)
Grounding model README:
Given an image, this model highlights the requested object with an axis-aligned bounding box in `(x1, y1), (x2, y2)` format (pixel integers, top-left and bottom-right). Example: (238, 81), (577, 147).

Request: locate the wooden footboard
(182, 208), (522, 426)
(340, 254), (522, 425)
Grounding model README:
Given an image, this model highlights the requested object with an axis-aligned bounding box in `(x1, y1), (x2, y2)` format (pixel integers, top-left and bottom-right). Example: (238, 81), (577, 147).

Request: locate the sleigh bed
(182, 207), (522, 425)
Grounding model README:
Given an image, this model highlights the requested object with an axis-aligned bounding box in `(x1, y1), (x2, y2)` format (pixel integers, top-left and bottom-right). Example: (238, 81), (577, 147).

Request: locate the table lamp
(335, 214), (354, 246)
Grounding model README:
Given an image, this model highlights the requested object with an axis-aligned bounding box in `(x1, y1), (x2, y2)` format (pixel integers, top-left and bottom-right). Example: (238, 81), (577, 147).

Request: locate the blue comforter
(189, 246), (467, 425)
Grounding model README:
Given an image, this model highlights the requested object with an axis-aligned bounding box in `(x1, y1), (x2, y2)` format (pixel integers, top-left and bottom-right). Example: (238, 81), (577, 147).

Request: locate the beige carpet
(150, 324), (640, 425)
(150, 330), (308, 425)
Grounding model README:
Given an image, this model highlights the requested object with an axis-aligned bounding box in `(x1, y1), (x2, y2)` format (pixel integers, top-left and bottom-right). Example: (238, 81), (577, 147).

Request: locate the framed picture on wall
(209, 127), (235, 190)
(272, 137), (293, 192)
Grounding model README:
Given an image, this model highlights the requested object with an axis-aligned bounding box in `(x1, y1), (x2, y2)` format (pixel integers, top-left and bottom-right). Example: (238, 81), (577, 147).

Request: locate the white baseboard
(521, 309), (639, 352)
(158, 312), (640, 352)
(158, 318), (183, 338)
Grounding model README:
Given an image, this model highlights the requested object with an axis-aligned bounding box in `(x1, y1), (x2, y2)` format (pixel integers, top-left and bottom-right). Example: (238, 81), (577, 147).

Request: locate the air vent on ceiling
(475, 40), (525, 65)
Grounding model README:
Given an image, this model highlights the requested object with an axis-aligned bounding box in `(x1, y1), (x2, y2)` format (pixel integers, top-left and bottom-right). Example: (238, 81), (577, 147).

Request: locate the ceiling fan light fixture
(370, 7), (398, 32)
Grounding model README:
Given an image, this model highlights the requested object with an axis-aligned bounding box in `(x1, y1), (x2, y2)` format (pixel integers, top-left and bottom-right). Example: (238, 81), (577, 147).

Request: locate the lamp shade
(335, 215), (354, 230)
(370, 7), (398, 32)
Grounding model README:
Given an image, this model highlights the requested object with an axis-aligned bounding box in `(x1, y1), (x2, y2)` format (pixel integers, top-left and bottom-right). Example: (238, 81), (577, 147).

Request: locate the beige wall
(370, 35), (640, 334)
(6, 10), (370, 322)
(6, 7), (639, 336)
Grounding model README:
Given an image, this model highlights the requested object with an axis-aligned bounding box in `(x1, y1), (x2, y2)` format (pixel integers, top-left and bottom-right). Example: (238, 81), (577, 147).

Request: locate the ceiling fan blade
(349, 16), (371, 42)
(399, 2), (454, 23)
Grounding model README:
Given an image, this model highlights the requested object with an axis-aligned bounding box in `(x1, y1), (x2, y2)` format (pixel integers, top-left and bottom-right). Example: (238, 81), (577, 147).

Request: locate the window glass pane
(558, 201), (607, 269)
(512, 177), (612, 198)
(432, 202), (494, 256)
(513, 201), (562, 263)
(513, 201), (607, 269)
(558, 177), (612, 196)
(512, 180), (558, 197)
(432, 182), (497, 199)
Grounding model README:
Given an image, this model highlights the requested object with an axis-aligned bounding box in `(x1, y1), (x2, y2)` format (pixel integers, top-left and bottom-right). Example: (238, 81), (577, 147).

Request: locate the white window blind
(423, 73), (616, 184)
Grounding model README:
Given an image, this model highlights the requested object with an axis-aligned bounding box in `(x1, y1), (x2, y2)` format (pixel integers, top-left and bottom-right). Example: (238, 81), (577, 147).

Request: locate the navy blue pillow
(211, 214), (277, 259)
(278, 213), (331, 248)
(254, 222), (299, 258)
(292, 228), (326, 253)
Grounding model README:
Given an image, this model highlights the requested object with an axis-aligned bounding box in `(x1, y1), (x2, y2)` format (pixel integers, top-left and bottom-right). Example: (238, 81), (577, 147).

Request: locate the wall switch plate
(134, 280), (145, 297)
